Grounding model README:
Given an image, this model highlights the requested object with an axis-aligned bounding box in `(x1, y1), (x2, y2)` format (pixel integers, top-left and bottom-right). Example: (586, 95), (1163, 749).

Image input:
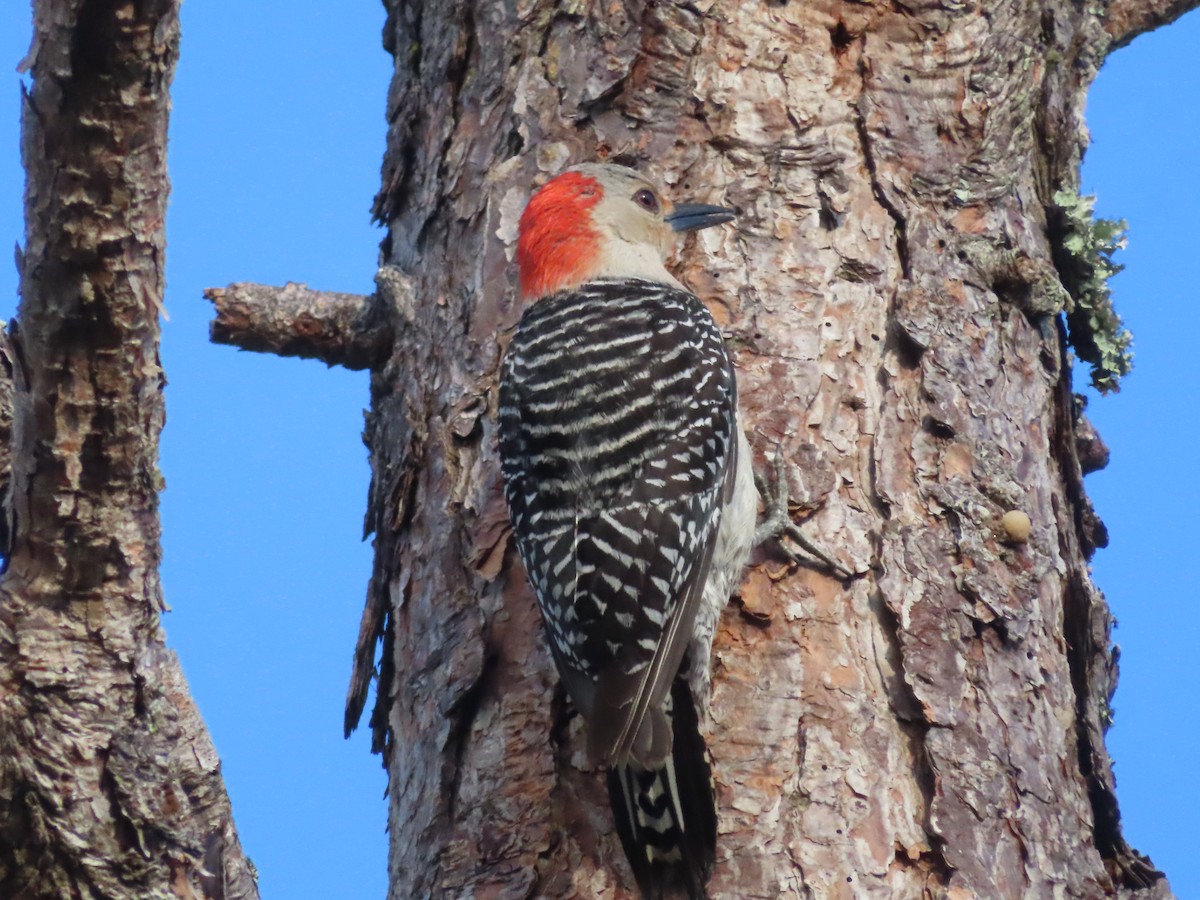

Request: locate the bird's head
(516, 163), (734, 301)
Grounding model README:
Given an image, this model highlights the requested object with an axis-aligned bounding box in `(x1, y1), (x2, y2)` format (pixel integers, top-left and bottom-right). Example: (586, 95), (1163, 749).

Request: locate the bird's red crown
(517, 170), (604, 300)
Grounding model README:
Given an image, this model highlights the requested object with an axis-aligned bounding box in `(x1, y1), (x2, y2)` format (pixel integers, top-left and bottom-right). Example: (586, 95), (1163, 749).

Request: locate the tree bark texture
(0, 3), (257, 898)
(340, 1), (1191, 897)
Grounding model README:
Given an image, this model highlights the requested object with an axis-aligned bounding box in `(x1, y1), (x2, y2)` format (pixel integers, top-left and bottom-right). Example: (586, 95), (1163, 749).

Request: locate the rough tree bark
(210, 3), (1194, 900)
(0, 2), (256, 898)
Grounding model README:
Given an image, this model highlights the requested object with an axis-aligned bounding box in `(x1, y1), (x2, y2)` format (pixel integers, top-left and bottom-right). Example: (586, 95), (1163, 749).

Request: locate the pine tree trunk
(341, 0), (1192, 896)
(0, 2), (256, 898)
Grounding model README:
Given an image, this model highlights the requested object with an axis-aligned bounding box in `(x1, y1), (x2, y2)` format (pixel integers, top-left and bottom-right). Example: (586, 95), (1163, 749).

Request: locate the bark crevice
(852, 45), (911, 281)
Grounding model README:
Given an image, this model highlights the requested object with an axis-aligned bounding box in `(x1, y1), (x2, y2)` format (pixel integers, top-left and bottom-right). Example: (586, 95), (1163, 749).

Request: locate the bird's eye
(633, 189), (659, 213)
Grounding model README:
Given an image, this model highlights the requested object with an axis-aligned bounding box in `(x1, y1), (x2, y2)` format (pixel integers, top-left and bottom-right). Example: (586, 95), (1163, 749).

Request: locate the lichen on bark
(1049, 189), (1134, 394)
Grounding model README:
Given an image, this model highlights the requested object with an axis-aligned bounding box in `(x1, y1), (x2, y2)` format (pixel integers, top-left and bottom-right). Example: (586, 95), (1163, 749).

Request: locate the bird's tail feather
(607, 677), (717, 900)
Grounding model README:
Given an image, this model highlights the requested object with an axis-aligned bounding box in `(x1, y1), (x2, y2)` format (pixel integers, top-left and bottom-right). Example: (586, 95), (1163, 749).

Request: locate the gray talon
(754, 448), (851, 580)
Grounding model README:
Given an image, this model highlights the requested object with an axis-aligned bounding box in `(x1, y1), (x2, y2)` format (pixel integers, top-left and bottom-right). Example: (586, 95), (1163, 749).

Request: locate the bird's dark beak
(665, 203), (736, 233)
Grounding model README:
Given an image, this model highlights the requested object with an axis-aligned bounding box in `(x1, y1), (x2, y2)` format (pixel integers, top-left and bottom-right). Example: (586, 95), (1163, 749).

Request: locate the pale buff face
(518, 162), (735, 300)
(565, 164), (684, 289)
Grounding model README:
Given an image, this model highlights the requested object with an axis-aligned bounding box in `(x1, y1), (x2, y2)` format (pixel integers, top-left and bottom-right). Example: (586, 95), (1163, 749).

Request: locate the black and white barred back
(499, 277), (734, 898)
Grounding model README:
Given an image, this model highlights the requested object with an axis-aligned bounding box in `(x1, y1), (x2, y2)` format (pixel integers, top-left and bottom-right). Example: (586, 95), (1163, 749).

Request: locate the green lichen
(1050, 190), (1133, 394)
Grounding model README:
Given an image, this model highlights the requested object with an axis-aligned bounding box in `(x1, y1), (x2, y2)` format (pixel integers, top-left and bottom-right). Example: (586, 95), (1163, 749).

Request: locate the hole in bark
(830, 21), (853, 54)
(886, 321), (927, 369)
(902, 74), (911, 83)
(71, 3), (119, 78)
(923, 417), (956, 440)
(506, 127), (524, 157)
(818, 189), (839, 230)
(133, 675), (147, 718)
(971, 615), (1011, 645)
(993, 274), (1033, 313)
(61, 300), (121, 351)
(1041, 9), (1057, 42)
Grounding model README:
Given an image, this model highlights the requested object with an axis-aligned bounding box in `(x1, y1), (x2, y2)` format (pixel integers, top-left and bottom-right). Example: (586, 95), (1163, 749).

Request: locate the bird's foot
(754, 449), (852, 580)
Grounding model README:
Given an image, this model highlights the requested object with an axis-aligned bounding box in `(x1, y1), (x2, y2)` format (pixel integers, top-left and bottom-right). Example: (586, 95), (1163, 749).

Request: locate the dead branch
(206, 281), (391, 371)
(1105, 0), (1200, 50)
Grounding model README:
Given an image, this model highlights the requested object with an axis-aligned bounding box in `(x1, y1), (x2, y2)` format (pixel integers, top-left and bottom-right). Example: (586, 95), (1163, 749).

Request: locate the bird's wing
(499, 280), (736, 768)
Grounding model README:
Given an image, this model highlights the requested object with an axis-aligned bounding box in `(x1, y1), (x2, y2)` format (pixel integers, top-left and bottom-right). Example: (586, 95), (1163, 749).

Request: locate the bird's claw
(754, 448), (852, 580)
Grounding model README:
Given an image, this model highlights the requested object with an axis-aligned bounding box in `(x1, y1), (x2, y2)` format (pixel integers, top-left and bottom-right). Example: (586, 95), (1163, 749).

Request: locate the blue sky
(1079, 13), (1200, 894)
(1, 5), (1196, 898)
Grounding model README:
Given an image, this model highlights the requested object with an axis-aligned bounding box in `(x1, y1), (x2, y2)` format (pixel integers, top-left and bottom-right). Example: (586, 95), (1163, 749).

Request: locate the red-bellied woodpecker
(498, 163), (757, 899)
